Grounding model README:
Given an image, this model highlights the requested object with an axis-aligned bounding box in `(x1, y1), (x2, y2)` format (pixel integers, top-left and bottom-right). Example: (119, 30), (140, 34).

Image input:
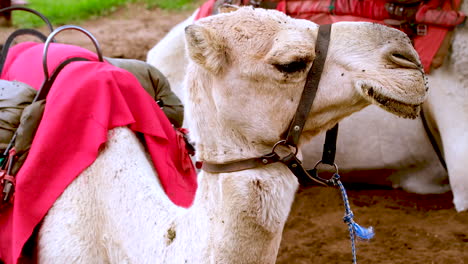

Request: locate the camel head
(184, 7), (427, 161)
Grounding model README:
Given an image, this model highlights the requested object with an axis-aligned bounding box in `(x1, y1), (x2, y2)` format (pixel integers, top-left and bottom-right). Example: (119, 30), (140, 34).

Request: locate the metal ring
(42, 25), (104, 81)
(272, 140), (286, 151)
(0, 6), (54, 32)
(272, 140), (298, 155)
(313, 160), (339, 175)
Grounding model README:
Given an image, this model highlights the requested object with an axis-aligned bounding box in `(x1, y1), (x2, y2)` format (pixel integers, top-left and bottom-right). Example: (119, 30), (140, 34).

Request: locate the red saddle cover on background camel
(196, 0), (465, 72)
(0, 42), (197, 264)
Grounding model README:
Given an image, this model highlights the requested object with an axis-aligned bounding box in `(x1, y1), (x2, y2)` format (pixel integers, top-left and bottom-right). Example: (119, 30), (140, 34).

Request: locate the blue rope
(331, 173), (375, 264)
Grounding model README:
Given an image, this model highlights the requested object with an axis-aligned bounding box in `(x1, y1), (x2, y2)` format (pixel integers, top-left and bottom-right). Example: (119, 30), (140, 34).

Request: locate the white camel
(38, 7), (426, 263)
(147, 2), (468, 212)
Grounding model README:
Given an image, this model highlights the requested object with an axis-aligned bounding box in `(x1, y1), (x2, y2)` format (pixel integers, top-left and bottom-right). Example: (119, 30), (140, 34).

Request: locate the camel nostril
(389, 52), (421, 69)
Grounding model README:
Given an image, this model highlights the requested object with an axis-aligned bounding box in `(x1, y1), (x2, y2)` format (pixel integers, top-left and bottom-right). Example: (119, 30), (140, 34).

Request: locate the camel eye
(273, 60), (308, 73)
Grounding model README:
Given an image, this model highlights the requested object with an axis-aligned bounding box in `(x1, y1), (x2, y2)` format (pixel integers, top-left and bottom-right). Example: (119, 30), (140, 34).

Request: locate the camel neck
(186, 164), (299, 263)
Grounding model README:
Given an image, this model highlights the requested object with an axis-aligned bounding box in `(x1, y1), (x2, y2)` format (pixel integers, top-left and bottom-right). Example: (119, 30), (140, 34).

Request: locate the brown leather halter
(202, 24), (339, 186)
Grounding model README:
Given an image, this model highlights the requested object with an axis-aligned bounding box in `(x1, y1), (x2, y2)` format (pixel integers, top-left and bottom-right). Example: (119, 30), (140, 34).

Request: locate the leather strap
(420, 107), (447, 170)
(201, 25), (334, 187)
(281, 153), (330, 186)
(285, 24), (332, 147)
(203, 151), (334, 186)
(201, 152), (280, 173)
(321, 123), (339, 165)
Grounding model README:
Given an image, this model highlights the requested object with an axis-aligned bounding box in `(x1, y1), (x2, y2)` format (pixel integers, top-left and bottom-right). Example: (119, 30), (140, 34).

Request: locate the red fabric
(0, 42), (197, 264)
(196, 0), (463, 72)
(416, 5), (466, 27)
(195, 0), (216, 20)
(277, 0), (465, 25)
(334, 0), (389, 18)
(281, 0), (390, 19)
(277, 0), (463, 72)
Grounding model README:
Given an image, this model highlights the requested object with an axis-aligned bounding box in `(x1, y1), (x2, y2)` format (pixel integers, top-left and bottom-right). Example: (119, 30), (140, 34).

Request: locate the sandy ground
(1, 3), (467, 264)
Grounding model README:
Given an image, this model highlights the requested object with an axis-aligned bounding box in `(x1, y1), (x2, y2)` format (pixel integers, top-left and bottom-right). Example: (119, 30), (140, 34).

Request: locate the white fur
(147, 5), (468, 212)
(38, 7), (426, 263)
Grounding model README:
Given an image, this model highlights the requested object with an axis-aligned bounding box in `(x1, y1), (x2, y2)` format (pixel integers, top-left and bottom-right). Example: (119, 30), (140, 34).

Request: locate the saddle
(0, 7), (185, 211)
(105, 57), (184, 128)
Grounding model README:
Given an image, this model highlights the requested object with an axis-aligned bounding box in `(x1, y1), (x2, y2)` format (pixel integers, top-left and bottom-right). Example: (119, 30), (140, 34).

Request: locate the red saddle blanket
(196, 0), (464, 72)
(0, 42), (197, 264)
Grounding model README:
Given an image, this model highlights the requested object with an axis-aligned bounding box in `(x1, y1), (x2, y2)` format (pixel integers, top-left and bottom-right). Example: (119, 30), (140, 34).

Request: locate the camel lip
(388, 52), (422, 70)
(363, 86), (422, 119)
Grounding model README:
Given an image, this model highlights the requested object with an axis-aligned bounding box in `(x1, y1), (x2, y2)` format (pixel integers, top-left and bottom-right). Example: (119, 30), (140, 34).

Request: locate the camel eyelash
(273, 60), (308, 73)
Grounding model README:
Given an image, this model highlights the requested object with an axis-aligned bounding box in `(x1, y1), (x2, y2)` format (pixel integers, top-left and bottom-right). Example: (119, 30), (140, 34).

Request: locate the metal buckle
(416, 24), (427, 36)
(1, 148), (16, 205)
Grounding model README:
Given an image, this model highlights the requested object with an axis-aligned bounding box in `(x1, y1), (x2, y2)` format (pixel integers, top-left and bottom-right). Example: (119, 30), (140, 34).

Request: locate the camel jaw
(361, 84), (422, 119)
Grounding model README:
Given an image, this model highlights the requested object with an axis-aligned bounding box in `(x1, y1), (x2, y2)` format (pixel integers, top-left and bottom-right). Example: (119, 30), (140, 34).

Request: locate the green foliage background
(10, 0), (195, 27)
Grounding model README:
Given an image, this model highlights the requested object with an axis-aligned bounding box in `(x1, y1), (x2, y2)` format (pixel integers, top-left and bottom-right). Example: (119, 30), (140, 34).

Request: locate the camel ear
(218, 4), (239, 13)
(185, 24), (228, 74)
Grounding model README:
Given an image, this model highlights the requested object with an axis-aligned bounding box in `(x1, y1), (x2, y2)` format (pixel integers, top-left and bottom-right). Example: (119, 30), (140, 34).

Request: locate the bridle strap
(202, 152), (280, 173)
(420, 107), (447, 170)
(285, 24), (332, 147)
(201, 24), (334, 186)
(321, 123), (339, 165)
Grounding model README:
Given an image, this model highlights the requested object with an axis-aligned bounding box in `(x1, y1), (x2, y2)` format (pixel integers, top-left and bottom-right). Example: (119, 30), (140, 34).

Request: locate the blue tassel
(343, 212), (375, 240)
(351, 222), (375, 240)
(333, 173), (375, 264)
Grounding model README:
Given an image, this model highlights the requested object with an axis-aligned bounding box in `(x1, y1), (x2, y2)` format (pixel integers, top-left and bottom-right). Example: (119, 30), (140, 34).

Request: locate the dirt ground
(1, 3), (467, 264)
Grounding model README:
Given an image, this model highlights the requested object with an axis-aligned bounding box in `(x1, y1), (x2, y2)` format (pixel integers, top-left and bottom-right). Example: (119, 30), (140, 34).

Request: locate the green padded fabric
(106, 57), (184, 128)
